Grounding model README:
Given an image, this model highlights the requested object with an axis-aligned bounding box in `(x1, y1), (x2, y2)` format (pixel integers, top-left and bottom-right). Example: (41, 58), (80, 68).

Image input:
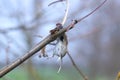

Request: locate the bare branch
(0, 0), (107, 78)
(67, 52), (88, 80)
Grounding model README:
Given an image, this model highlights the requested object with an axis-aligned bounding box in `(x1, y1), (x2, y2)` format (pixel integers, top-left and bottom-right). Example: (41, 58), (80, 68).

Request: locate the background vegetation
(0, 0), (120, 80)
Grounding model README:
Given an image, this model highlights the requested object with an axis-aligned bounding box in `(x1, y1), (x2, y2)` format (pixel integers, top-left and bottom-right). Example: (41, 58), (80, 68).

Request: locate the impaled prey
(51, 23), (68, 73)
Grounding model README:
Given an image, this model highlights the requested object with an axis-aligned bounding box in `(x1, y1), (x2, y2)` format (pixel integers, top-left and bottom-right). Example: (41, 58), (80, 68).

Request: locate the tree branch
(0, 0), (107, 78)
(0, 25), (68, 78)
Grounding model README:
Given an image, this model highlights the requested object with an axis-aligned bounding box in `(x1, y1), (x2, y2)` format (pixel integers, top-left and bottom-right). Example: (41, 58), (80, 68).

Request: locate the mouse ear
(56, 23), (63, 29)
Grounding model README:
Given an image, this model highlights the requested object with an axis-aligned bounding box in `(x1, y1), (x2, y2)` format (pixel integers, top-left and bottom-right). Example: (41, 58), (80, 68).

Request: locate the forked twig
(67, 52), (88, 80)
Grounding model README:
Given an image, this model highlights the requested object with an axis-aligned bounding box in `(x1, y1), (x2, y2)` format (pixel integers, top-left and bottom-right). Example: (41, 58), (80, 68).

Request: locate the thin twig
(48, 0), (69, 26)
(5, 41), (11, 65)
(77, 0), (107, 22)
(48, 0), (65, 6)
(67, 52), (88, 80)
(67, 0), (107, 30)
(61, 0), (69, 25)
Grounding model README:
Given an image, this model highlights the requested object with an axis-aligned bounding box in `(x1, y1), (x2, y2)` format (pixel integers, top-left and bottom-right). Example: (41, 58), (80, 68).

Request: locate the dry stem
(61, 0), (69, 25)
(67, 52), (88, 80)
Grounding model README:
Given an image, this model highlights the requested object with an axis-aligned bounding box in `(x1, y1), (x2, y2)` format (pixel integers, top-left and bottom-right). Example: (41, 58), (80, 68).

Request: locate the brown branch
(0, 0), (107, 78)
(67, 52), (88, 80)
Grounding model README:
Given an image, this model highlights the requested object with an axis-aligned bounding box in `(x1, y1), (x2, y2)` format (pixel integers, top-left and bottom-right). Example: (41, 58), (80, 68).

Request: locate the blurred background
(0, 0), (120, 80)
